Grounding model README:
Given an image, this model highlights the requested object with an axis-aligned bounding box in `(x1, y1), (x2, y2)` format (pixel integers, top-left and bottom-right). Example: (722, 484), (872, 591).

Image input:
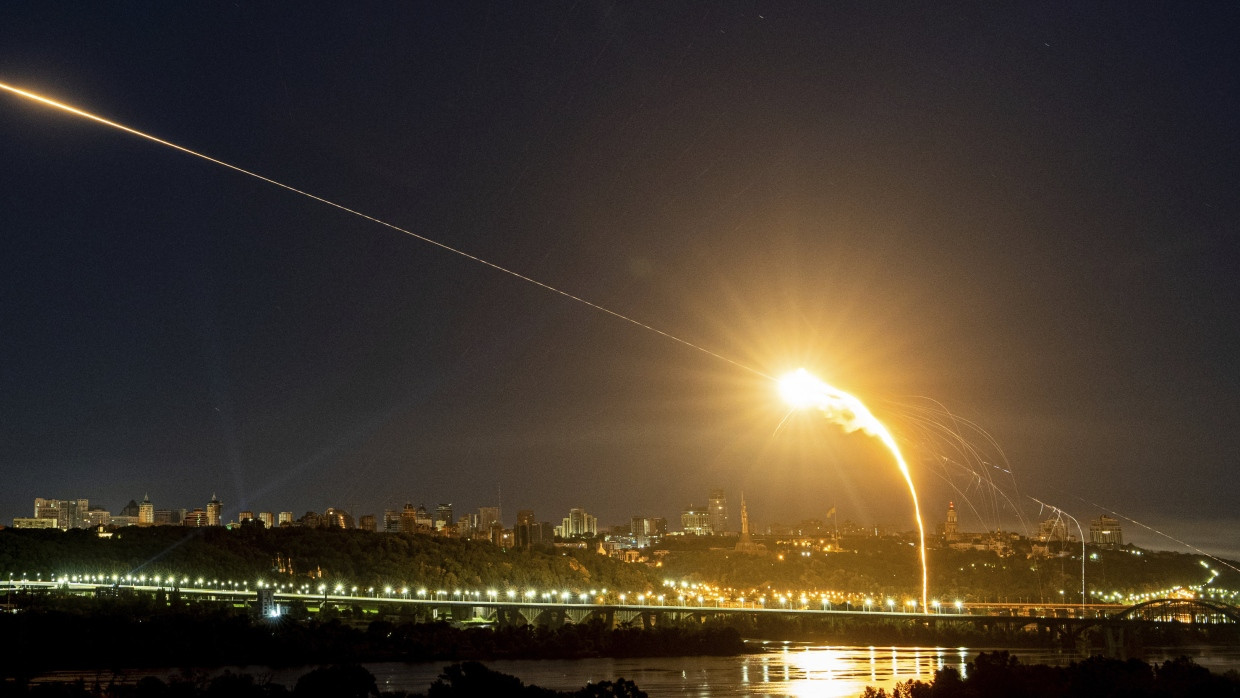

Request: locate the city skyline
(2, 5), (1237, 560)
(5, 488), (1129, 550)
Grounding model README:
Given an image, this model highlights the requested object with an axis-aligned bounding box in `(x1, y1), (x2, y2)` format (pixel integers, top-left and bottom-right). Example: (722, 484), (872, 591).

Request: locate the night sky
(2, 4), (1237, 558)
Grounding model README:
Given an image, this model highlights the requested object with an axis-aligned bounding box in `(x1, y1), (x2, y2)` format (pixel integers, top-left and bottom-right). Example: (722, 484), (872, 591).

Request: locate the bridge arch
(1111, 598), (1240, 624)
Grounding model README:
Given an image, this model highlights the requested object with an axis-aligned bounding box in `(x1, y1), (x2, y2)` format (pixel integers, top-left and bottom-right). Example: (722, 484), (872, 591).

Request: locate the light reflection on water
(361, 644), (1058, 697)
(364, 644), (1240, 697)
(33, 644), (1240, 697)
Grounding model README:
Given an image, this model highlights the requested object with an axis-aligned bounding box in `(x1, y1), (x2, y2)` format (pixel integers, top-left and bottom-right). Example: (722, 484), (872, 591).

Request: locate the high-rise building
(629, 516), (664, 547)
(516, 509), (536, 526)
(400, 503), (418, 533)
(708, 489), (729, 534)
(555, 508), (597, 538)
(1089, 515), (1123, 546)
(278, 511), (294, 526)
(238, 510), (255, 524)
(515, 521), (555, 549)
(1037, 517), (1068, 543)
(944, 501), (959, 542)
(680, 504), (712, 535)
(154, 509), (183, 526)
(435, 503), (454, 529)
(31, 498), (92, 529)
(258, 512), (275, 529)
(324, 507), (353, 529)
(49, 499), (91, 529)
(383, 508), (402, 533)
(414, 504), (433, 530)
(138, 494), (154, 526)
(85, 507), (112, 527)
(478, 506), (501, 530)
(184, 508), (208, 527)
(34, 498), (60, 521)
(206, 494), (222, 527)
(358, 514), (376, 531)
(458, 513), (478, 538)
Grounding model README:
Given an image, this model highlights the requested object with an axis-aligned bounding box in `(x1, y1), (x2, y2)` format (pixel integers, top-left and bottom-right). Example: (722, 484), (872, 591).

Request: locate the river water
(33, 643), (1240, 697)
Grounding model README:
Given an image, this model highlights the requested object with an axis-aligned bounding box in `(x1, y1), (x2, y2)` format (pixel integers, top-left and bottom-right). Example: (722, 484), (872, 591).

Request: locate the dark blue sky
(2, 3), (1237, 557)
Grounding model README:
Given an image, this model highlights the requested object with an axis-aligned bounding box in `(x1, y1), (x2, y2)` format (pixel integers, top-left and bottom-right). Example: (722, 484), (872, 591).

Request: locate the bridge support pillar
(1103, 624), (1126, 659)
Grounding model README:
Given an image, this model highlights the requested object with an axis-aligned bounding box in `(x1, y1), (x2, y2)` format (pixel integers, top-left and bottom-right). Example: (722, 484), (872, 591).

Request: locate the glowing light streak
(779, 369), (929, 610)
(1030, 497), (1087, 610)
(0, 80), (766, 381)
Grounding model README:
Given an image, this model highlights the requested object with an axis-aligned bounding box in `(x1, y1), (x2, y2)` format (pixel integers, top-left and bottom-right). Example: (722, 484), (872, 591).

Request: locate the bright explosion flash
(779, 369), (929, 611)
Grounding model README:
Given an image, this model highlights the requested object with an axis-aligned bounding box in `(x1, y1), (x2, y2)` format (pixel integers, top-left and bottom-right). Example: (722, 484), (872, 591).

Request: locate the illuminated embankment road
(0, 579), (1180, 622)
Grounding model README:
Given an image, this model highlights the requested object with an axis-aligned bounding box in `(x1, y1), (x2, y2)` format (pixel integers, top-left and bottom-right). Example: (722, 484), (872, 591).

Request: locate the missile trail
(0, 80), (768, 381)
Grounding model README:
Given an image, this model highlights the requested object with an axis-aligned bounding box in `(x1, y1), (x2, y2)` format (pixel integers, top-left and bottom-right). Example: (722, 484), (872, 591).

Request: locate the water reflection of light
(741, 645), (1003, 698)
(791, 647), (848, 678)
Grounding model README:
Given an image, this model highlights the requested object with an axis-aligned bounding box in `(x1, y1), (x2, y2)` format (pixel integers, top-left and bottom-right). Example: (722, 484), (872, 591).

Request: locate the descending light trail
(780, 368), (929, 611)
(0, 80), (767, 382)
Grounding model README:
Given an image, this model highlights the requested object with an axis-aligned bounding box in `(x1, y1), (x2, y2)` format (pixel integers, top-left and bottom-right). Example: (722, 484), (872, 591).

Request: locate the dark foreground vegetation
(861, 651), (1240, 698)
(0, 662), (646, 698)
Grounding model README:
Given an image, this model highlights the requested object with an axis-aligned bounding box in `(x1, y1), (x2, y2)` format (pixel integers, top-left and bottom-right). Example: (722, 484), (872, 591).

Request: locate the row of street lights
(7, 573), (976, 614)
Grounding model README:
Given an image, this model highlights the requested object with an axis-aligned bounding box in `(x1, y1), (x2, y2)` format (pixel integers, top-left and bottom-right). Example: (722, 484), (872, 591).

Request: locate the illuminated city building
(86, 506), (112, 527)
(323, 507), (354, 529)
(183, 508), (208, 527)
(944, 501), (959, 542)
(138, 494), (154, 525)
(1037, 517), (1069, 543)
(206, 494), (222, 527)
(555, 508), (598, 538)
(414, 504), (432, 530)
(1090, 514), (1124, 546)
(680, 504), (712, 535)
(34, 498), (60, 521)
(709, 489), (729, 534)
(258, 512), (274, 529)
(278, 511), (294, 526)
(358, 514), (376, 531)
(435, 503), (454, 529)
(41, 498), (92, 529)
(12, 517), (58, 529)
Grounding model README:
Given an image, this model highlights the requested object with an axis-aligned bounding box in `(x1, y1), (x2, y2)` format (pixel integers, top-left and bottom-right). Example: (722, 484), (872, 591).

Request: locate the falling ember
(779, 368), (929, 611)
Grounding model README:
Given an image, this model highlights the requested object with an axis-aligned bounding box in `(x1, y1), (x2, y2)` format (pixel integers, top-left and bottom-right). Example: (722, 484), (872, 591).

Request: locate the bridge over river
(6, 579), (1237, 651)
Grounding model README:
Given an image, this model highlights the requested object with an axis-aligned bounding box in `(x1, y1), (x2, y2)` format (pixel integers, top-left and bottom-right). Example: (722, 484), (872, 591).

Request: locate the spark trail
(779, 368), (929, 611)
(0, 80), (767, 382)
